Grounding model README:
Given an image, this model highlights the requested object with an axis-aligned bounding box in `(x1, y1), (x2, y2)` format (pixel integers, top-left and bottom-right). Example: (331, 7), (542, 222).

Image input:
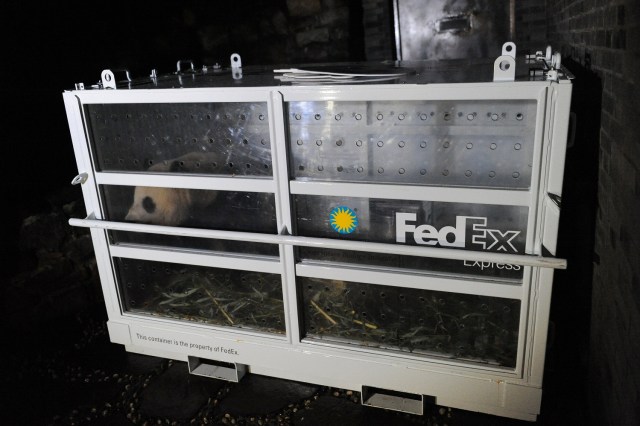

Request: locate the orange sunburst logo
(330, 206), (358, 234)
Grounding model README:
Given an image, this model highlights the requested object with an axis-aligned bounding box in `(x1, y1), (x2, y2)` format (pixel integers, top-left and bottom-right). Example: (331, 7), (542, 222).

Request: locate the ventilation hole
(466, 142), (473, 149)
(316, 140), (322, 146)
(490, 143), (497, 150)
(294, 114), (301, 120)
(179, 161), (185, 167)
(296, 139), (303, 145)
(377, 167), (384, 174)
(206, 114), (211, 119)
(336, 139), (343, 146)
(442, 169), (449, 176)
(380, 292), (386, 298)
(444, 112), (451, 121)
(398, 114), (405, 120)
(361, 290), (366, 295)
(334, 114), (342, 121)
(246, 163), (252, 168)
(377, 141), (384, 147)
(489, 171), (496, 178)
(317, 165), (324, 171)
(228, 162), (234, 168)
(420, 169), (427, 175)
(259, 114), (265, 120)
(376, 113), (383, 120)
(357, 166), (363, 173)
(420, 113), (428, 120)
(458, 112), (463, 117)
(491, 113), (499, 121)
(420, 141), (427, 148)
(398, 168), (405, 174)
(240, 114), (246, 120)
(355, 140), (363, 147)
(355, 113), (362, 120)
(512, 172), (520, 178)
(514, 143), (522, 150)
(398, 141), (405, 148)
(443, 141), (450, 148)
(209, 138), (214, 143)
(361, 312), (367, 317)
(465, 170), (472, 177)
(337, 166), (343, 172)
(314, 114), (321, 120)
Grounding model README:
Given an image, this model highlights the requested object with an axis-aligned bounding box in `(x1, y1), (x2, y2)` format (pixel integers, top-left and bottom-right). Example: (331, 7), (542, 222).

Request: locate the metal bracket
(176, 60), (195, 74)
(71, 172), (88, 185)
(100, 69), (131, 89)
(231, 53), (242, 80)
(493, 42), (516, 82)
(502, 42), (516, 58)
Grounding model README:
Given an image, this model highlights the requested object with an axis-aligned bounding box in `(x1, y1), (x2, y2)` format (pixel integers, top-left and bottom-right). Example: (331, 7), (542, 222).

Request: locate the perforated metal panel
(85, 103), (272, 176)
(288, 100), (536, 188)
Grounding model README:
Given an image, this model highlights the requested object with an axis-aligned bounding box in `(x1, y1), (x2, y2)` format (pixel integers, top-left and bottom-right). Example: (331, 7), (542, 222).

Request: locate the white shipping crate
(64, 47), (572, 421)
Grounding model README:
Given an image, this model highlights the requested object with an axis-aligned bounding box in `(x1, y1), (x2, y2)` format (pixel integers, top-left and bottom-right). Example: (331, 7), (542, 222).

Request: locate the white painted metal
(95, 172), (275, 193)
(295, 263), (523, 299)
(69, 217), (567, 269)
(493, 56), (516, 82)
(289, 181), (531, 206)
(62, 68), (571, 422)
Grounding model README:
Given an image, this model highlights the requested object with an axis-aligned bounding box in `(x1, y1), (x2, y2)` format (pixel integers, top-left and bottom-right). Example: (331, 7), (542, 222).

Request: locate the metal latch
(231, 53), (242, 80)
(101, 69), (131, 89)
(71, 172), (88, 185)
(493, 42), (516, 82)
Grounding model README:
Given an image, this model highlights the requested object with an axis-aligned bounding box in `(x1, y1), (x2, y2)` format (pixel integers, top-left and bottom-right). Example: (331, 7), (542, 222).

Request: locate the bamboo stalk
(310, 300), (337, 325)
(202, 286), (235, 325)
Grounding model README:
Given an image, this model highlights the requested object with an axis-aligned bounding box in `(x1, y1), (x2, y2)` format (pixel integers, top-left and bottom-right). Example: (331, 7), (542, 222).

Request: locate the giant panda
(124, 153), (218, 226)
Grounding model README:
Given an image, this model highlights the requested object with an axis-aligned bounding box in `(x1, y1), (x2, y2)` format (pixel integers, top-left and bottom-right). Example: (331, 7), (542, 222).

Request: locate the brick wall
(362, 0), (395, 60)
(516, 0), (548, 54)
(547, 1), (640, 425)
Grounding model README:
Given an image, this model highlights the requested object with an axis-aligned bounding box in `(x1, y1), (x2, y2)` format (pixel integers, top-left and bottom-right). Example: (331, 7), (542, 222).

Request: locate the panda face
(124, 186), (189, 226)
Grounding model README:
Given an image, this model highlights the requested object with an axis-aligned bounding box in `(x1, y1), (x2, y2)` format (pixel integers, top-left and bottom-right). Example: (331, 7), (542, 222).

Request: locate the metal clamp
(71, 172), (88, 185)
(101, 69), (131, 89)
(493, 42), (516, 82)
(231, 53), (242, 80)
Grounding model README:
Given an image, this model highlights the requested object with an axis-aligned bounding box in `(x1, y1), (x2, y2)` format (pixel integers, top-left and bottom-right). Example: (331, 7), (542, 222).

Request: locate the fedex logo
(395, 213), (521, 253)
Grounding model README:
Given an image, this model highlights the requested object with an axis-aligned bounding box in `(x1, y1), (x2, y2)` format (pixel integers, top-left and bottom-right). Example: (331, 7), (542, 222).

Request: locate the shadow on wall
(543, 55), (601, 420)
